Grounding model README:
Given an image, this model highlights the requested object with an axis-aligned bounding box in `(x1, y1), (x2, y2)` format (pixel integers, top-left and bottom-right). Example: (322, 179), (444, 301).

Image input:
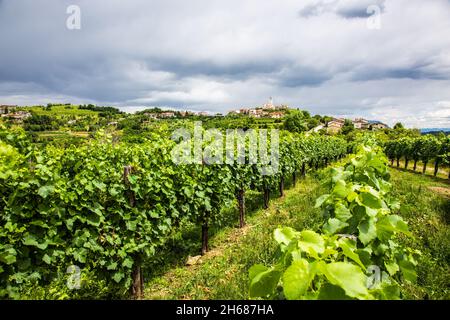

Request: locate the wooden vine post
(124, 165), (143, 299)
(200, 160), (210, 256)
(434, 160), (439, 177)
(201, 212), (209, 255)
(237, 188), (245, 228)
(279, 176), (284, 197)
(263, 184), (270, 209)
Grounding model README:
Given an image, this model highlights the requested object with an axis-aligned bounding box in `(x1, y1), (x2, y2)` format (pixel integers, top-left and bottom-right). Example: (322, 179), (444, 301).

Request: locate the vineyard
(0, 126), (347, 299)
(2, 0), (450, 307)
(1, 121), (449, 300)
(384, 135), (450, 178)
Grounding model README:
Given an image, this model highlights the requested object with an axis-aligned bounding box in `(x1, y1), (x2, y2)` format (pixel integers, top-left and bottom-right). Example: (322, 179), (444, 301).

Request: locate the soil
(428, 186), (450, 198)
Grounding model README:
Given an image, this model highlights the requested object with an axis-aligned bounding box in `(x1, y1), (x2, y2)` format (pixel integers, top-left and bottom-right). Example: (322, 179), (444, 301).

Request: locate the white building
(353, 118), (369, 130)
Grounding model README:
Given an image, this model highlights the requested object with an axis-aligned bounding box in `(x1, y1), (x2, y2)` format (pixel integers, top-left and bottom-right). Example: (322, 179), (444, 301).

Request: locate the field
(144, 168), (450, 300)
(23, 105), (98, 117)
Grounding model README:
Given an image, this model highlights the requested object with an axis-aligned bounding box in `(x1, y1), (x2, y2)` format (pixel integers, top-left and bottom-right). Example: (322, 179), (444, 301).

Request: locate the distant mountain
(420, 128), (450, 133)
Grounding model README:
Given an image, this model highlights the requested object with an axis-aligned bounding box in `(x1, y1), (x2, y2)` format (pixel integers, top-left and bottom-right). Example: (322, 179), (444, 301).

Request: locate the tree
(302, 110), (311, 119)
(283, 110), (308, 133)
(393, 122), (404, 130)
(341, 119), (355, 135)
(323, 116), (333, 125)
(307, 118), (320, 130)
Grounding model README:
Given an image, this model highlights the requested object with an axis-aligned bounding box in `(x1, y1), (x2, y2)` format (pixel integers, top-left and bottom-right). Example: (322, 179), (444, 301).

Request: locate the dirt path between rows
(428, 186), (450, 198)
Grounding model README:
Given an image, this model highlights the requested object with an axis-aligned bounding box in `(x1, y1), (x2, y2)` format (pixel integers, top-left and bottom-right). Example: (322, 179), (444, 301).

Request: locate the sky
(0, 0), (449, 128)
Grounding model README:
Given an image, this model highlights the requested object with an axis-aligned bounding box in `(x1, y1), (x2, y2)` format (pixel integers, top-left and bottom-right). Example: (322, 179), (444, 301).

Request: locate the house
(248, 109), (258, 116)
(143, 112), (158, 120)
(327, 118), (345, 134)
(159, 111), (175, 118)
(249, 109), (266, 118)
(179, 111), (193, 117)
(262, 97), (275, 109)
(2, 111), (31, 121)
(228, 103), (286, 118)
(353, 118), (369, 130)
(369, 121), (389, 130)
(270, 112), (284, 119)
(67, 120), (77, 125)
(230, 108), (249, 115)
(0, 105), (17, 114)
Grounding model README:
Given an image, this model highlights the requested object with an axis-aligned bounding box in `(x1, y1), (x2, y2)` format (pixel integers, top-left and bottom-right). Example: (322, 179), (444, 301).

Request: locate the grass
(389, 169), (450, 300)
(69, 131), (90, 137)
(143, 168), (450, 300)
(37, 131), (90, 138)
(143, 174), (326, 299)
(23, 105), (98, 117)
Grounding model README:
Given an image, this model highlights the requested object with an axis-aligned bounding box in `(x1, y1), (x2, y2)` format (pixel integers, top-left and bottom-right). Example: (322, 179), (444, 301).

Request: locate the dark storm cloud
(299, 0), (386, 19)
(0, 0), (449, 127)
(336, 0), (386, 19)
(276, 66), (332, 87)
(145, 59), (284, 80)
(351, 62), (450, 82)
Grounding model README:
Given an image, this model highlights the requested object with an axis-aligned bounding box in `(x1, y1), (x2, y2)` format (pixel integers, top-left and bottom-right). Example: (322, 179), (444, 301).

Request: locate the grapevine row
(0, 127), (346, 298)
(384, 135), (450, 178)
(249, 143), (418, 300)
